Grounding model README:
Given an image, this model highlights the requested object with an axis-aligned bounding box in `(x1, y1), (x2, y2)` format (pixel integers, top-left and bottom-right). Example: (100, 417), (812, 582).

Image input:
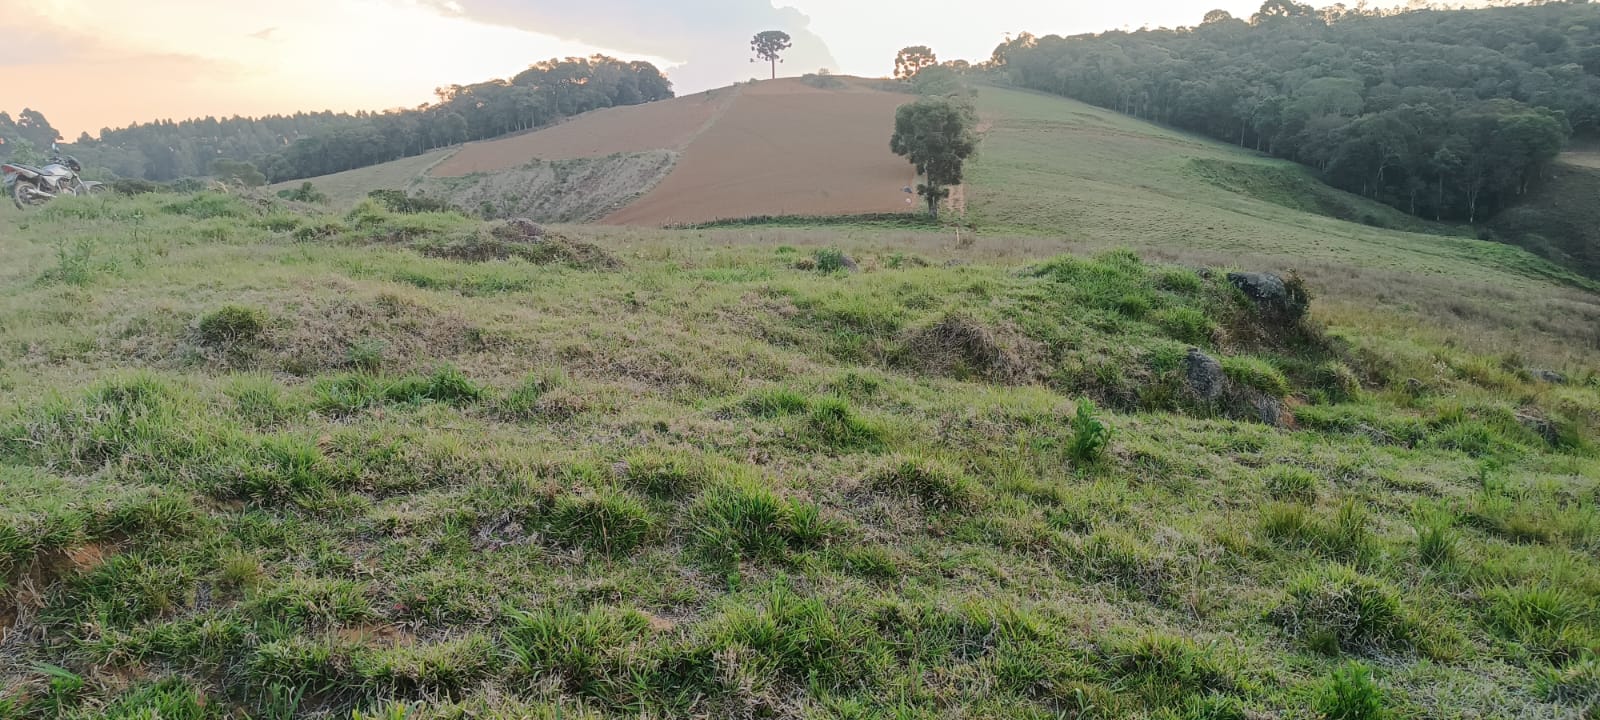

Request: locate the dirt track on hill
(602, 79), (917, 226)
(430, 90), (737, 177)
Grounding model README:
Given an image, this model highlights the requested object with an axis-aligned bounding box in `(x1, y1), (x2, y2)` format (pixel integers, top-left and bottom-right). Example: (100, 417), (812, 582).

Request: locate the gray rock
(1252, 395), (1287, 428)
(1516, 409), (1560, 446)
(1228, 271), (1287, 302)
(1529, 369), (1568, 385)
(1227, 271), (1308, 323)
(1185, 348), (1226, 402)
(495, 218), (546, 242)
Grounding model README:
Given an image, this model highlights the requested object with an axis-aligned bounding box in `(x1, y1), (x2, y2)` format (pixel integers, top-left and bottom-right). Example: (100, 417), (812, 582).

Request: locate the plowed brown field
(603, 79), (916, 225)
(429, 90), (736, 177)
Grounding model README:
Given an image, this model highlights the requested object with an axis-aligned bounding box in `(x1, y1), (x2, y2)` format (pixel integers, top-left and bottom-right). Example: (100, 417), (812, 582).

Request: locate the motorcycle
(3, 145), (105, 209)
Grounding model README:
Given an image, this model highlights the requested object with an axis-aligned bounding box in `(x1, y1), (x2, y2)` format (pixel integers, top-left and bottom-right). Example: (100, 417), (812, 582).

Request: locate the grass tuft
(691, 479), (832, 563)
(802, 396), (886, 452)
(1485, 585), (1597, 665)
(197, 305), (269, 347)
(1271, 565), (1414, 655)
(867, 455), (983, 512)
(1314, 661), (1389, 720)
(548, 487), (658, 556)
(1263, 465), (1319, 502)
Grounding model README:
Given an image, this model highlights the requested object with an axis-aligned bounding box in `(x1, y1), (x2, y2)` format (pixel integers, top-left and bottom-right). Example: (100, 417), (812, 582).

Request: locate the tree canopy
(891, 96), (979, 219)
(992, 2), (1599, 223)
(7, 55), (672, 185)
(895, 46), (939, 81)
(752, 31), (794, 80)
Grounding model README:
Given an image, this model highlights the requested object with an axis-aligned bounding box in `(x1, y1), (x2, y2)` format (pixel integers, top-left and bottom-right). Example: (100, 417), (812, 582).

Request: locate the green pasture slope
(0, 82), (1597, 720)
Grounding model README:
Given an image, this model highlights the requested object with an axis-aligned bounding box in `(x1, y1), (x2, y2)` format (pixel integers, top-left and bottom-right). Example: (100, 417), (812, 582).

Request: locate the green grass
(0, 85), (1597, 719)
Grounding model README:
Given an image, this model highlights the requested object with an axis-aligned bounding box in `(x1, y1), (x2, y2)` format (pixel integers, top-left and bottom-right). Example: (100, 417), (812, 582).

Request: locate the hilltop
(2, 61), (1599, 720)
(272, 77), (918, 225)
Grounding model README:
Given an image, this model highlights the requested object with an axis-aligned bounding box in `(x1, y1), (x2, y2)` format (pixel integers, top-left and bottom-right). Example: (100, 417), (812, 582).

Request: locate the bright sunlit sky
(0, 0), (1412, 136)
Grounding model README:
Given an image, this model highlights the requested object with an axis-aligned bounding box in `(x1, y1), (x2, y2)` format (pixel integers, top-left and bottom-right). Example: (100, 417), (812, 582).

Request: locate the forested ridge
(993, 1), (1600, 223)
(0, 55), (672, 184)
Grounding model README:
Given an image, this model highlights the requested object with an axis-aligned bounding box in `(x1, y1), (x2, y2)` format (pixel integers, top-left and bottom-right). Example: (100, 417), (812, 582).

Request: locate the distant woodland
(1, 56), (672, 184)
(993, 2), (1600, 222)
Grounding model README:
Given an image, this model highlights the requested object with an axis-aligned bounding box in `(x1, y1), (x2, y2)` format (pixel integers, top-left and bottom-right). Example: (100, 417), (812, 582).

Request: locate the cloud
(0, 0), (654, 135)
(432, 0), (841, 92)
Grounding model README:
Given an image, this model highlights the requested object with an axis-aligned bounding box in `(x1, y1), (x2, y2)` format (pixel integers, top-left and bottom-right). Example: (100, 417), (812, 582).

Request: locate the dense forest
(0, 56), (672, 184)
(992, 1), (1600, 223)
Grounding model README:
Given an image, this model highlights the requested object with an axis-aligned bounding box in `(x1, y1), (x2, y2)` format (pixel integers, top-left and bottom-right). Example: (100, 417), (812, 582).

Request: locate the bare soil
(603, 78), (917, 226)
(430, 90), (738, 176)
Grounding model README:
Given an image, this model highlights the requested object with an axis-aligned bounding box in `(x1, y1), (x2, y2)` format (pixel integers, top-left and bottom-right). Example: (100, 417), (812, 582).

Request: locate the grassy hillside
(965, 86), (1600, 367)
(0, 82), (1598, 720)
(1491, 162), (1600, 281)
(266, 150), (455, 208)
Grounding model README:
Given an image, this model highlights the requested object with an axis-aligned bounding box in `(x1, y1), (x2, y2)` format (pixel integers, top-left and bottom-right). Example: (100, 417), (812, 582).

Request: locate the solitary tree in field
(890, 96), (977, 220)
(751, 31), (793, 80)
(894, 46), (938, 81)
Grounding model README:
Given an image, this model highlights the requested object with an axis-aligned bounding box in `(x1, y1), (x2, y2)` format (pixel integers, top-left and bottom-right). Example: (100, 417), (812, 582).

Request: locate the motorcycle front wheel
(12, 180), (48, 210)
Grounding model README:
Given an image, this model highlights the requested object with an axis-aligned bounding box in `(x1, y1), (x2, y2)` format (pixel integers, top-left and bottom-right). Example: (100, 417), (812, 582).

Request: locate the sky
(0, 0), (1405, 137)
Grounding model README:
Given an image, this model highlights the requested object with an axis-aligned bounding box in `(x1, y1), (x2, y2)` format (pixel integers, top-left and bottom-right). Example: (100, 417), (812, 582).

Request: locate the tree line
(990, 1), (1600, 223)
(1, 55), (672, 184)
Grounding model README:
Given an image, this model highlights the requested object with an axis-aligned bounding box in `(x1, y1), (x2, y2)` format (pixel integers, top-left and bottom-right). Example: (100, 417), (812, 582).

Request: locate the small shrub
(801, 72), (847, 89)
(277, 181), (328, 204)
(813, 248), (856, 273)
(111, 178), (162, 196)
(1070, 400), (1114, 466)
(294, 219), (347, 241)
(197, 305), (268, 347)
(868, 455), (983, 512)
(548, 488), (657, 556)
(1272, 565), (1414, 655)
(1264, 465), (1319, 502)
(1315, 662), (1388, 720)
(368, 188), (458, 214)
